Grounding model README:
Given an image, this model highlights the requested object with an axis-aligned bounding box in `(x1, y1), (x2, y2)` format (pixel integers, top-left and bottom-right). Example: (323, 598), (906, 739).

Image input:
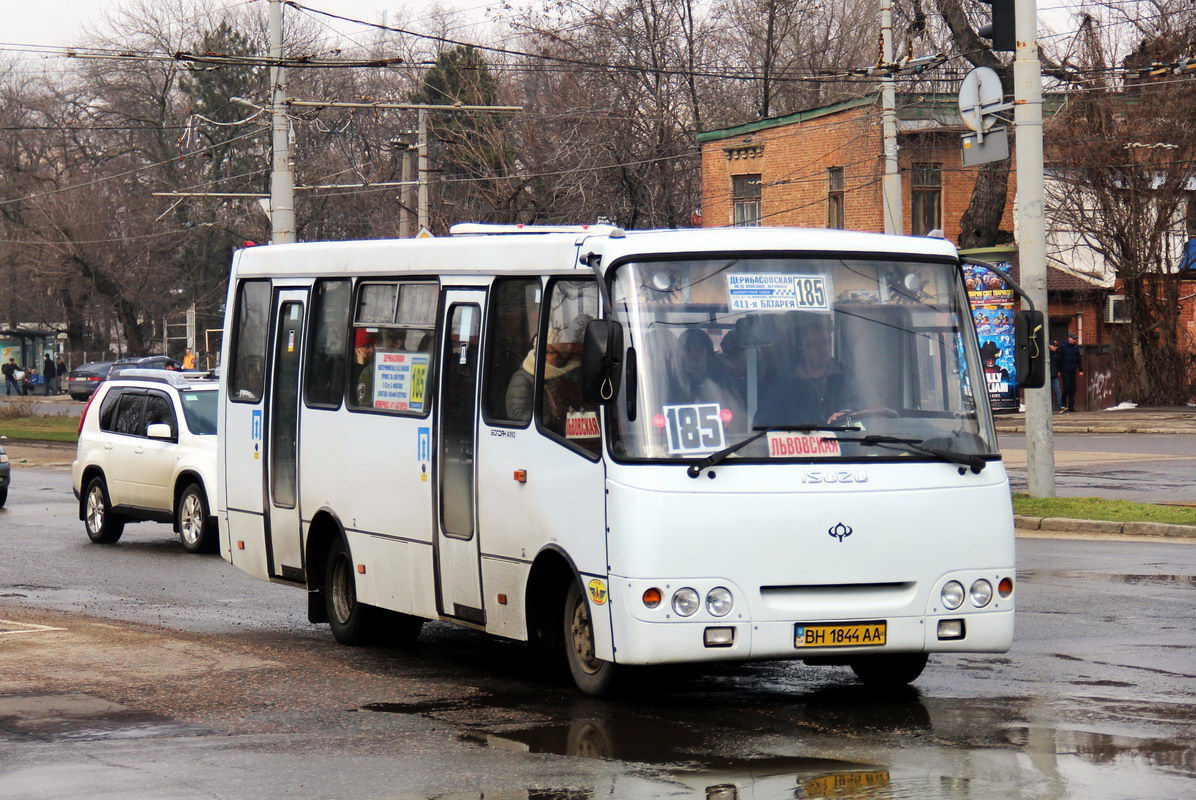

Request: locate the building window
(732, 174), (762, 227)
(827, 167), (845, 229)
(911, 162), (942, 236)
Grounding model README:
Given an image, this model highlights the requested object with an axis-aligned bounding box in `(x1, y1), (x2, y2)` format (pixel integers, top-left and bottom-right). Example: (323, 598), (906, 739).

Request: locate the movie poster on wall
(962, 261), (1019, 412)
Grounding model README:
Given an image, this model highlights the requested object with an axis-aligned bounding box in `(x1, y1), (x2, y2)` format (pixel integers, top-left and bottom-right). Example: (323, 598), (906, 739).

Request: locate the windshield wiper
(687, 424), (862, 478)
(835, 435), (987, 474)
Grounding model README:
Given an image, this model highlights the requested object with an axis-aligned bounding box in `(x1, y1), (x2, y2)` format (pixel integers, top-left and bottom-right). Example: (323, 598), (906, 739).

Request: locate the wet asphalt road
(1001, 432), (1196, 503)
(1, 467), (1194, 800)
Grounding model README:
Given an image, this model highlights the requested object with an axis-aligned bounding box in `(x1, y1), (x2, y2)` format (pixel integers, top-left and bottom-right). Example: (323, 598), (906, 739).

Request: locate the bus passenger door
(435, 290), (487, 623)
(266, 290), (308, 581)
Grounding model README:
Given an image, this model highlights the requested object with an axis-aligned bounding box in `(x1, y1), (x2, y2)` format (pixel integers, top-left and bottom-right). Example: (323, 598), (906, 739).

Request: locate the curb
(1014, 515), (1196, 539)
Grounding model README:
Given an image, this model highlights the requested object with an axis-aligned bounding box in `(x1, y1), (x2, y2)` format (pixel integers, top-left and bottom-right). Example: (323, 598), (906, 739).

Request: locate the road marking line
(0, 619), (66, 636)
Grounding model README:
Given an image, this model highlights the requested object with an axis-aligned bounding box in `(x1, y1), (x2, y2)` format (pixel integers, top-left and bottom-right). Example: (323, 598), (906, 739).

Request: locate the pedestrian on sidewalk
(55, 357), (67, 393)
(42, 355), (56, 396)
(183, 348), (196, 370)
(2, 358), (21, 396)
(1059, 332), (1083, 412)
(1048, 340), (1063, 412)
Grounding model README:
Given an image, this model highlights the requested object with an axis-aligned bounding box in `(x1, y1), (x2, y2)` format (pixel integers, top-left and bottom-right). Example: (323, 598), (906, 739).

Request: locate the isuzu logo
(802, 469), (869, 484)
(828, 522), (853, 542)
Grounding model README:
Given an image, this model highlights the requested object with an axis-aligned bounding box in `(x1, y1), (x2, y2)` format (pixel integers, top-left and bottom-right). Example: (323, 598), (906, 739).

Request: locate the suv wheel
(177, 483), (216, 554)
(83, 476), (124, 544)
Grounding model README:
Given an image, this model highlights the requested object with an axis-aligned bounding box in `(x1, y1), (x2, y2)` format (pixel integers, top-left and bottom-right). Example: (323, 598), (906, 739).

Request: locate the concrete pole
(417, 109), (429, 232)
(880, 0), (903, 235)
(268, 0), (296, 244)
(1014, 0), (1055, 495)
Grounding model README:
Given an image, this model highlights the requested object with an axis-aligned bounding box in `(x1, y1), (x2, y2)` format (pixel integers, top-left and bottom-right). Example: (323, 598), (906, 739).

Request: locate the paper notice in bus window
(661, 403), (726, 455)
(373, 351), (431, 412)
(565, 411), (600, 439)
(767, 431), (841, 458)
(726, 274), (830, 312)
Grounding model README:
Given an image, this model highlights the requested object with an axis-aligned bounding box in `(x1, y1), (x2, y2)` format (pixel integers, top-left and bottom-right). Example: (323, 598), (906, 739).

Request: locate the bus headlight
(672, 588), (700, 617)
(705, 587), (733, 617)
(941, 581), (965, 610)
(969, 579), (993, 607)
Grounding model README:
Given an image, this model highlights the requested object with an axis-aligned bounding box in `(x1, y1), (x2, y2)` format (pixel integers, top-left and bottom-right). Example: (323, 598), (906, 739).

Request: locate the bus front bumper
(608, 595), (1013, 666)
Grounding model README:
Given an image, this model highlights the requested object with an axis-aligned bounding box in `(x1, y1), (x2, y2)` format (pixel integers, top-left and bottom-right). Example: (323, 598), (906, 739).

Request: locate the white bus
(217, 224), (1041, 695)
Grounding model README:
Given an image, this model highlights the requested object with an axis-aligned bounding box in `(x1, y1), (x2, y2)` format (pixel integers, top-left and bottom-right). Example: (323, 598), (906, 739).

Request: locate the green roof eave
(697, 95), (879, 143)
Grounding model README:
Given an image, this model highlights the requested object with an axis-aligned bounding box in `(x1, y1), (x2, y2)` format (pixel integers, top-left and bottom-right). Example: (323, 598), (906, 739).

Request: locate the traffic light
(978, 0), (1015, 52)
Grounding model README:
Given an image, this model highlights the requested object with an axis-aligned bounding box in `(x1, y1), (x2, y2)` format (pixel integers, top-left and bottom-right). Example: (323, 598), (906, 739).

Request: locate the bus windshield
(607, 256), (997, 462)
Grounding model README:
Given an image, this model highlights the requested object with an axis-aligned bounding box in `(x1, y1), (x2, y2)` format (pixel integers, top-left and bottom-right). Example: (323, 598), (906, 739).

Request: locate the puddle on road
(0, 692), (205, 742)
(365, 688), (1196, 800)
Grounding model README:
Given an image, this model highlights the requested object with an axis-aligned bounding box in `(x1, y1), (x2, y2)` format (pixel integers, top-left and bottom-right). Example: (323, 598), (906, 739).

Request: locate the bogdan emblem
(587, 579), (608, 605)
(828, 522), (853, 542)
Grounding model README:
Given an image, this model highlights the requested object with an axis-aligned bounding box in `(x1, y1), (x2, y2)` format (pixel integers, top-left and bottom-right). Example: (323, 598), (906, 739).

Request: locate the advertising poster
(372, 351), (430, 412)
(962, 261), (1018, 412)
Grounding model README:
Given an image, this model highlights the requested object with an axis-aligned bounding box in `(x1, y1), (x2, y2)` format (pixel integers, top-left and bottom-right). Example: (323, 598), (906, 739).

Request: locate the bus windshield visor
(607, 257), (997, 462)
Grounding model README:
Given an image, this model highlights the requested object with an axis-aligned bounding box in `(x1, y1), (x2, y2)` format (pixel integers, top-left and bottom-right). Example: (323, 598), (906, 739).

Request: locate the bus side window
(347, 280), (436, 415)
(305, 279), (351, 408)
(538, 278), (600, 456)
(485, 277), (542, 426)
(230, 280), (271, 403)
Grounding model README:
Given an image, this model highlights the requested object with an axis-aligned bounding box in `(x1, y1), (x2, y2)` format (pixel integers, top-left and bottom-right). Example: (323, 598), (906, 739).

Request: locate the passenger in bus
(716, 326), (748, 406)
(504, 337), (538, 422)
(352, 330), (377, 406)
(668, 328), (744, 420)
(504, 314), (592, 424)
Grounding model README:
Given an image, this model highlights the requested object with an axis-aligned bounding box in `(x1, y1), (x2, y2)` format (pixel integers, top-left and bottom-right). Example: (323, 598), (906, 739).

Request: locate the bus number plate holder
(794, 621), (886, 648)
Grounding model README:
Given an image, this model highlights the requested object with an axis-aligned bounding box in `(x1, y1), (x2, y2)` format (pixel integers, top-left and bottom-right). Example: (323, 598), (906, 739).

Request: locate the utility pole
(1013, 0), (1055, 495)
(417, 109), (429, 232)
(268, 0), (296, 244)
(880, 0), (903, 235)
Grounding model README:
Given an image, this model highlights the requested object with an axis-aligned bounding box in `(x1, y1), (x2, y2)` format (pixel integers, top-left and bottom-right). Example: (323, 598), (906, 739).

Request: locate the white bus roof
(232, 226), (959, 278)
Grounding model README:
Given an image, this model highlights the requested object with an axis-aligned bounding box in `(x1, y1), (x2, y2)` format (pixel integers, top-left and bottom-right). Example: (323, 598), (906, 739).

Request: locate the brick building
(697, 93), (1125, 407)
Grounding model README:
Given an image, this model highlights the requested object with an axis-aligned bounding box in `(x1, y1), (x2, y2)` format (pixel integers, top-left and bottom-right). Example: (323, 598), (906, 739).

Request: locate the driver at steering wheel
(754, 317), (859, 428)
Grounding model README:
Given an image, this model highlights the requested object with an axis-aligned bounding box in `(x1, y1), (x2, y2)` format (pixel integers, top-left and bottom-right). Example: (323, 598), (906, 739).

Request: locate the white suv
(73, 370), (219, 553)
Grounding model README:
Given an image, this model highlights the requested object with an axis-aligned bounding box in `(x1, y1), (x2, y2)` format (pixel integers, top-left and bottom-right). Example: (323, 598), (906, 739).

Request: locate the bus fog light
(704, 627), (735, 647)
(642, 588), (662, 608)
(998, 577), (1014, 597)
(937, 619), (966, 640)
(970, 579), (993, 607)
(705, 587), (733, 617)
(940, 581), (965, 610)
(672, 588), (699, 616)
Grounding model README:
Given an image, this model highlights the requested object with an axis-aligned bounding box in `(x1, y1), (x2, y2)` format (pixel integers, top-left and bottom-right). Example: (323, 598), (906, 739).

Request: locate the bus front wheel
(563, 581), (617, 696)
(324, 537), (382, 646)
(849, 653), (929, 688)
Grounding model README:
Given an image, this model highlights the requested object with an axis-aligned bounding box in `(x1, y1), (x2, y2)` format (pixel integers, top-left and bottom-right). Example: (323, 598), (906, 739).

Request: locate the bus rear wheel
(849, 653), (929, 688)
(324, 537), (382, 646)
(563, 581), (617, 696)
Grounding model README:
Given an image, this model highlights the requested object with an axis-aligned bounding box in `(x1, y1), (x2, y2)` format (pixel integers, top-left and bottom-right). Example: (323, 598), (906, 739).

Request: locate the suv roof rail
(108, 369), (215, 388)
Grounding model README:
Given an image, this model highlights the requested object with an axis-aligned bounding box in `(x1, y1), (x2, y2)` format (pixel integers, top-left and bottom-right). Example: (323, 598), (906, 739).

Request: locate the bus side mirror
(581, 319), (624, 404)
(1015, 310), (1046, 389)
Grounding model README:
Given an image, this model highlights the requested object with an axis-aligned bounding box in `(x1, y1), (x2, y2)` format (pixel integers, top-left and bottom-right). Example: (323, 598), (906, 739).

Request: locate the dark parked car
(107, 356), (183, 379)
(0, 435), (10, 507)
(67, 362), (115, 401)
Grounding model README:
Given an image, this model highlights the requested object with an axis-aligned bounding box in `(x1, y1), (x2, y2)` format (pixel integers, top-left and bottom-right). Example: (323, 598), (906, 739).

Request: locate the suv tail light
(78, 390), (98, 435)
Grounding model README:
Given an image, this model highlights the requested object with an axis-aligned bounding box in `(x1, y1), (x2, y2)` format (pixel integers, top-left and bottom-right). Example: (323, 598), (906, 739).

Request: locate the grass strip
(0, 415), (79, 444)
(1012, 493), (1196, 526)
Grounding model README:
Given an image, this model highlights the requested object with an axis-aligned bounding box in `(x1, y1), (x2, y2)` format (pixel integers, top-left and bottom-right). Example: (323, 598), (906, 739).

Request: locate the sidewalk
(995, 407), (1196, 435)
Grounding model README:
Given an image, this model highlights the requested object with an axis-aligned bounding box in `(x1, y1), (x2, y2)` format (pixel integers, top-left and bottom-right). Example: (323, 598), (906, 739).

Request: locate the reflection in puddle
(368, 686), (1196, 799)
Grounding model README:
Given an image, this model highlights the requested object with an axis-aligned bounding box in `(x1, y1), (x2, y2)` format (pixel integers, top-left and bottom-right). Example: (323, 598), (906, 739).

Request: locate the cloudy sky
(4, 0), (494, 48)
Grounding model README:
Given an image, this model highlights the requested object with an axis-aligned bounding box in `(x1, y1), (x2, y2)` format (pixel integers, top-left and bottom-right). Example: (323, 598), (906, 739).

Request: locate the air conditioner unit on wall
(1106, 294), (1129, 324)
